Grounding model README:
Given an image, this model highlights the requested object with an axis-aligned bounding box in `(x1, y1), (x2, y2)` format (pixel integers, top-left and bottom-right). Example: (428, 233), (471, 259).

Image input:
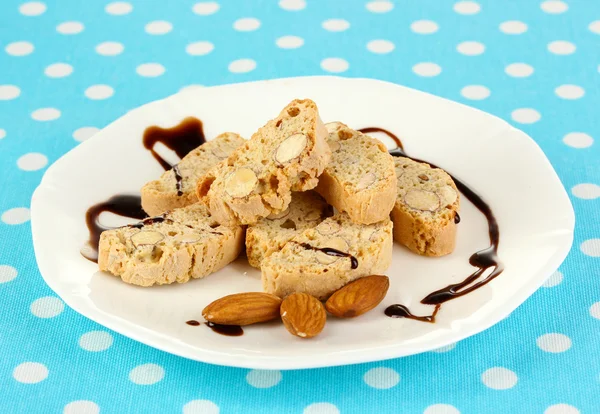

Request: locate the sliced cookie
(141, 132), (245, 216)
(197, 99), (331, 225)
(392, 157), (460, 256)
(261, 213), (393, 300)
(98, 203), (244, 287)
(315, 122), (396, 224)
(246, 191), (332, 268)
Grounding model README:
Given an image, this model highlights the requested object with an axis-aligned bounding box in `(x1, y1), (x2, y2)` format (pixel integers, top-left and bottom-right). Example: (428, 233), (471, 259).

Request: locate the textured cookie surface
(316, 122), (396, 224)
(245, 191), (331, 268)
(392, 156), (460, 256)
(141, 132), (244, 216)
(261, 213), (393, 300)
(197, 99), (331, 225)
(98, 203), (244, 287)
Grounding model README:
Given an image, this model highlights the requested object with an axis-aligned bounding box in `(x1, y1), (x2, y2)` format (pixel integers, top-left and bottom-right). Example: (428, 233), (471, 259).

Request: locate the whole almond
(325, 275), (389, 318)
(280, 293), (326, 338)
(202, 292), (282, 326)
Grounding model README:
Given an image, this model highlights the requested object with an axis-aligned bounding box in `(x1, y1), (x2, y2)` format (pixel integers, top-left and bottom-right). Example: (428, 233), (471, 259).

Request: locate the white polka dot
(461, 85), (490, 100)
(304, 403), (340, 414)
(411, 20), (439, 34)
(412, 62), (442, 77)
(17, 153), (48, 171)
(192, 2), (219, 15)
(499, 21), (528, 34)
(511, 108), (541, 124)
(79, 331), (114, 352)
(186, 41), (214, 56)
(279, 0), (306, 11)
(541, 1), (568, 14)
(424, 404), (461, 414)
(589, 21), (600, 34)
(19, 2), (46, 16)
(481, 367), (518, 390)
(96, 41), (124, 56)
(56, 21), (84, 35)
(183, 400), (220, 414)
(0, 85), (21, 100)
(145, 21), (172, 35)
(456, 41), (485, 55)
(129, 363), (165, 385)
(136, 63), (165, 77)
(320, 57), (349, 73)
(1, 207), (30, 225)
(544, 404), (580, 414)
(555, 84), (585, 99)
(13, 362), (48, 384)
(64, 401), (100, 414)
(537, 333), (572, 353)
(105, 1), (132, 15)
(563, 132), (593, 148)
(581, 239), (600, 257)
(363, 367), (400, 389)
(233, 17), (261, 31)
(246, 370), (282, 388)
(73, 127), (99, 142)
(179, 84), (204, 93)
(85, 84), (114, 100)
(276, 36), (304, 49)
(505, 63), (534, 77)
(5, 41), (34, 56)
(431, 343), (457, 353)
(547, 40), (576, 55)
(322, 19), (350, 32)
(572, 183), (600, 199)
(367, 39), (395, 54)
(44, 63), (73, 78)
(31, 296), (64, 318)
(0, 129), (5, 139)
(31, 106), (61, 120)
(228, 59), (256, 73)
(366, 1), (393, 13)
(0, 265), (17, 283)
(543, 270), (563, 287)
(454, 1), (481, 15)
(590, 302), (600, 319)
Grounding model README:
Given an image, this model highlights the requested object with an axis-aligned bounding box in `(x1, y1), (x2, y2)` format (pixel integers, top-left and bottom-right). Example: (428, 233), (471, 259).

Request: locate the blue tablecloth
(1, 1), (599, 413)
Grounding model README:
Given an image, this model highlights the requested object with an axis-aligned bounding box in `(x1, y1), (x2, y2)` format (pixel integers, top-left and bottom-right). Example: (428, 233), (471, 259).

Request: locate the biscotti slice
(392, 157), (460, 256)
(141, 132), (245, 216)
(98, 203), (244, 287)
(261, 213), (393, 300)
(315, 122), (396, 224)
(246, 191), (331, 268)
(197, 99), (331, 225)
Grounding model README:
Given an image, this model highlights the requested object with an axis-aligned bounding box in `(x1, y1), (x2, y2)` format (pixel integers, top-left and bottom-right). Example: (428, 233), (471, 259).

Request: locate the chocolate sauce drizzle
(297, 242), (358, 269)
(142, 117), (206, 171)
(385, 304), (441, 323)
(186, 320), (201, 326)
(205, 322), (244, 336)
(358, 127), (504, 321)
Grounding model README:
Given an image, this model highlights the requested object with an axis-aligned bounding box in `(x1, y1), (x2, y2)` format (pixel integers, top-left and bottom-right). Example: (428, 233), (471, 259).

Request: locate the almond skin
(325, 275), (389, 318)
(280, 293), (326, 338)
(202, 292), (282, 326)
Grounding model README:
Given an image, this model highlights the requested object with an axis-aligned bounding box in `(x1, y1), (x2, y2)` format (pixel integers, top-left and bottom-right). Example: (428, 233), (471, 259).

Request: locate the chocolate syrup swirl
(142, 117), (205, 171)
(82, 195), (148, 263)
(186, 320), (201, 326)
(205, 322), (244, 336)
(358, 127), (504, 321)
(297, 242), (359, 269)
(385, 304), (441, 323)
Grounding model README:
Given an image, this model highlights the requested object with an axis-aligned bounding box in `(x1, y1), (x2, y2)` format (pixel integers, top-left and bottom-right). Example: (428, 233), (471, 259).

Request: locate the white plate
(31, 76), (574, 370)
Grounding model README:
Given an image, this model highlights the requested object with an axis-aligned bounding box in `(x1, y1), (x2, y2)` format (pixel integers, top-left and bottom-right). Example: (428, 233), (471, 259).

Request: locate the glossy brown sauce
(205, 322), (244, 336)
(186, 320), (201, 326)
(297, 242), (358, 269)
(385, 304), (441, 323)
(358, 127), (504, 321)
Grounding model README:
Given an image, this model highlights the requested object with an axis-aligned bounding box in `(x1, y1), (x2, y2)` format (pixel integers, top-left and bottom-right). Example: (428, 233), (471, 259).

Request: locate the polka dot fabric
(0, 0), (598, 412)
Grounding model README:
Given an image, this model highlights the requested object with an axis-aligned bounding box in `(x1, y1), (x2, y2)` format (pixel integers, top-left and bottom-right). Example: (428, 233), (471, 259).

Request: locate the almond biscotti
(98, 203), (244, 287)
(392, 157), (460, 256)
(261, 213), (393, 300)
(196, 99), (331, 225)
(315, 122), (396, 224)
(141, 132), (245, 216)
(245, 191), (331, 268)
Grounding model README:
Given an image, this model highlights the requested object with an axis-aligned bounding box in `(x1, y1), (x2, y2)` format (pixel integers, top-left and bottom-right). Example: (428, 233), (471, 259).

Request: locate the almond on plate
(202, 292), (282, 326)
(325, 275), (389, 318)
(280, 293), (326, 338)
